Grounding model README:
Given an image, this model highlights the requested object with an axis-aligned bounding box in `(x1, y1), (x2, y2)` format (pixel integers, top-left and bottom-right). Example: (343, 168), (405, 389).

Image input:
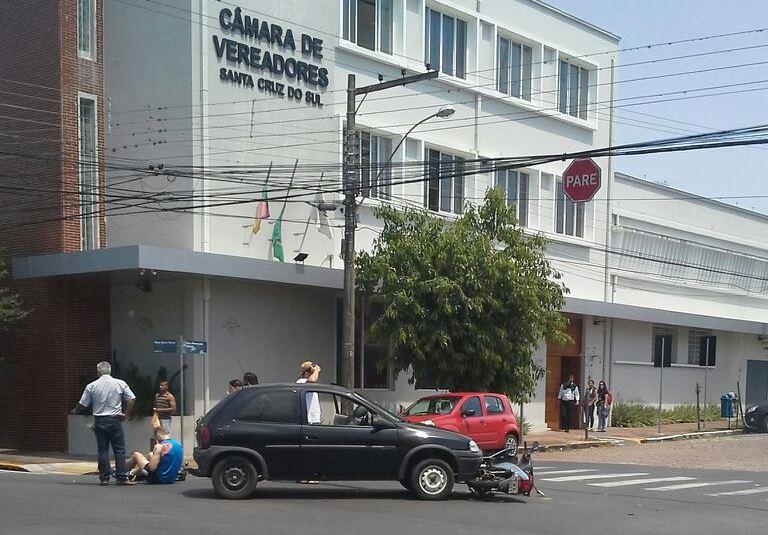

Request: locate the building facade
(1, 0), (767, 453)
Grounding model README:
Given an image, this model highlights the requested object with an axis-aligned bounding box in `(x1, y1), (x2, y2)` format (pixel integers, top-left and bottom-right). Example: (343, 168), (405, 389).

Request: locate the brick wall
(0, 0), (110, 452)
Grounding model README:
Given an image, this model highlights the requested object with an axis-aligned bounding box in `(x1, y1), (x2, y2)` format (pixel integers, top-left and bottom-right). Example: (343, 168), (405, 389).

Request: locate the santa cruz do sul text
(216, 6), (329, 92)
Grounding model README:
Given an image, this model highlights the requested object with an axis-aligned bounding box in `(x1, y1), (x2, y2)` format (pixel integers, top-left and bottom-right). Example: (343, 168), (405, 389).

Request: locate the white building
(10, 0), (768, 453)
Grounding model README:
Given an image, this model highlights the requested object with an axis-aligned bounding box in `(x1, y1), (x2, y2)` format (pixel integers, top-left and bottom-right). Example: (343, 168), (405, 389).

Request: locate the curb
(0, 463), (27, 472)
(537, 439), (618, 452)
(639, 428), (742, 444)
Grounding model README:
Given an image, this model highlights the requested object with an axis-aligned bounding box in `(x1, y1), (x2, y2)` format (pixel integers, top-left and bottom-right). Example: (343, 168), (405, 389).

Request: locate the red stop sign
(563, 158), (601, 202)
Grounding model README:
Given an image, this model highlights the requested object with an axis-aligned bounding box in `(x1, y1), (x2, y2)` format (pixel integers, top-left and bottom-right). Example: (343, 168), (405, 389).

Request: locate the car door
(482, 395), (508, 449)
(457, 396), (490, 447)
(299, 391), (400, 480)
(224, 388), (302, 479)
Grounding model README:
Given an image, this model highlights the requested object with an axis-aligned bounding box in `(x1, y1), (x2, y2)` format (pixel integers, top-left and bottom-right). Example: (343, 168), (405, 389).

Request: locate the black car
(193, 383), (483, 500)
(745, 402), (768, 432)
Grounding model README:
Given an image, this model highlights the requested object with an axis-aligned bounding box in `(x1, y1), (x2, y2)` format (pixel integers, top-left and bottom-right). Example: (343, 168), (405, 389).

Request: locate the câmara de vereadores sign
(214, 6), (328, 106)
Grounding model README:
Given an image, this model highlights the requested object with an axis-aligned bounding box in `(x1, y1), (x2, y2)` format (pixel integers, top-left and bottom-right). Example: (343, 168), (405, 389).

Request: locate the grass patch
(611, 402), (721, 428)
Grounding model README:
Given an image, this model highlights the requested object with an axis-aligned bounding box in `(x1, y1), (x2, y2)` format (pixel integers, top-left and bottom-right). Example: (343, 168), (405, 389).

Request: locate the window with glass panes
(342, 0), (394, 54)
(555, 176), (585, 237)
(347, 130), (393, 199)
(79, 97), (99, 250)
(425, 149), (464, 214)
(497, 37), (532, 101)
(424, 7), (467, 78)
(687, 329), (714, 366)
(558, 59), (589, 119)
(78, 0), (95, 58)
(495, 168), (529, 226)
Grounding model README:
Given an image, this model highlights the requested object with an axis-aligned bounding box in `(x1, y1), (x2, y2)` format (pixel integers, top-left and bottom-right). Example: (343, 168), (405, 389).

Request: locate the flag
(251, 168), (271, 235)
(271, 215), (284, 262)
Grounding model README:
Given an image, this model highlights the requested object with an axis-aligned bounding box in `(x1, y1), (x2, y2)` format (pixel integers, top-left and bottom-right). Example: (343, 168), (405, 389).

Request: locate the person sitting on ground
(127, 413), (183, 484)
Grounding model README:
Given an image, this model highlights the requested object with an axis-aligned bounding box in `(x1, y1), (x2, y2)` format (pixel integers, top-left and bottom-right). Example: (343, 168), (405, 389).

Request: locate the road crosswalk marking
(535, 469), (598, 476)
(591, 476), (695, 488)
(646, 480), (752, 492)
(542, 472), (648, 482)
(706, 487), (768, 497)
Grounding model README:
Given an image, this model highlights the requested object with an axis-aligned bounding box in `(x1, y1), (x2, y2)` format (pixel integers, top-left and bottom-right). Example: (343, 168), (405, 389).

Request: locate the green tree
(356, 188), (569, 401)
(0, 260), (26, 328)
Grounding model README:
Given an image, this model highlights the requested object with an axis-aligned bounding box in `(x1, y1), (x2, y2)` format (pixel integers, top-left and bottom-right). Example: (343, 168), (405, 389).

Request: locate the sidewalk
(524, 420), (742, 451)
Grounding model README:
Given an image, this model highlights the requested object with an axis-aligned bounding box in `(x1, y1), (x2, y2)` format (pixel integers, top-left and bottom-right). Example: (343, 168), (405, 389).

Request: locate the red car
(401, 393), (520, 452)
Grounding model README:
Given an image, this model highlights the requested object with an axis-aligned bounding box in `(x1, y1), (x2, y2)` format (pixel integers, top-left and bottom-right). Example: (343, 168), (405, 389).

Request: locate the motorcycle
(467, 441), (545, 498)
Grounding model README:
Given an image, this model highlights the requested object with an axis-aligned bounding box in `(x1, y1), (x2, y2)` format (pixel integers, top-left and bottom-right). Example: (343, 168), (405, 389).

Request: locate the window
(425, 148), (464, 214)
(558, 59), (590, 119)
(461, 396), (482, 416)
(343, 0), (394, 54)
(484, 396), (505, 415)
(78, 0), (95, 58)
(79, 96), (99, 250)
(235, 390), (299, 424)
(497, 37), (532, 100)
(307, 392), (374, 426)
(688, 329), (714, 366)
(652, 325), (677, 365)
(495, 168), (529, 226)
(554, 176), (584, 237)
(404, 396), (460, 416)
(425, 7), (467, 78)
(344, 129), (394, 199)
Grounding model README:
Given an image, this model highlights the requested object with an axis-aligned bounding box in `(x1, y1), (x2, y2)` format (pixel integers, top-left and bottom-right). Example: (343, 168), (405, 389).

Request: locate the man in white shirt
(71, 361), (136, 485)
(296, 361), (322, 424)
(557, 374), (580, 433)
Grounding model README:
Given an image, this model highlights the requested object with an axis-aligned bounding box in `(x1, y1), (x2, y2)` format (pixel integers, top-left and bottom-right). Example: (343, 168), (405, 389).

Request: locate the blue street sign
(183, 340), (208, 354)
(153, 339), (178, 353)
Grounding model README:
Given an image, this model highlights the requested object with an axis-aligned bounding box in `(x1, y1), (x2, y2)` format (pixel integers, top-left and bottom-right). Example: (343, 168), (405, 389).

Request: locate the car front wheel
(212, 455), (258, 499)
(410, 459), (454, 501)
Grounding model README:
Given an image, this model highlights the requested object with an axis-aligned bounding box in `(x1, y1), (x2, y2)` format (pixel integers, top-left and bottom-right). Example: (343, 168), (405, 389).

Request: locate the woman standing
(582, 379), (597, 431)
(596, 380), (611, 432)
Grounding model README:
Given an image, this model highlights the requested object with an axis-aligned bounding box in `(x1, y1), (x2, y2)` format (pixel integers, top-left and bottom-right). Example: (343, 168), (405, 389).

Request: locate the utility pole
(340, 70), (439, 390)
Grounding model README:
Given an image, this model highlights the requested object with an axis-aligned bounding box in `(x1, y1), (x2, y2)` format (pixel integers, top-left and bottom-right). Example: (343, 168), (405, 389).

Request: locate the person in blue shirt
(126, 416), (183, 484)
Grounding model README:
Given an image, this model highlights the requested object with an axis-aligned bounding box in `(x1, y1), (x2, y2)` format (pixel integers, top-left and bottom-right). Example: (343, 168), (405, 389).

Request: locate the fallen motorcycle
(467, 441), (545, 498)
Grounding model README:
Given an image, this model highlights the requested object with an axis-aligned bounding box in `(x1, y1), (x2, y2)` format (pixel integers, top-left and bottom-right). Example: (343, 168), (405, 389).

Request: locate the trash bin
(720, 394), (733, 418)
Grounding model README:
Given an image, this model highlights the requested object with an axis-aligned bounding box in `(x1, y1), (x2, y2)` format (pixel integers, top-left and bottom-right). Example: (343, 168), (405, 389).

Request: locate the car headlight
(422, 420), (436, 427)
(468, 440), (480, 453)
(747, 406), (758, 414)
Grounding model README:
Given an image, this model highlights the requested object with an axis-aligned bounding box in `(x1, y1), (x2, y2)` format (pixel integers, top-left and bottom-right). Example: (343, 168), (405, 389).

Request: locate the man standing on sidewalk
(71, 361), (136, 486)
(557, 374), (580, 433)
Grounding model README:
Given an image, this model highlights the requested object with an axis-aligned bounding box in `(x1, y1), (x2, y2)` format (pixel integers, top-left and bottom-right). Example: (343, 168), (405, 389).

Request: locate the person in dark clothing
(243, 372), (259, 386)
(582, 379), (597, 430)
(596, 380), (612, 432)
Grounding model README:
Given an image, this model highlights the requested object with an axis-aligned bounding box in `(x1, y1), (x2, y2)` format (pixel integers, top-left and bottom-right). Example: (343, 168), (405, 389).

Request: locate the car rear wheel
(212, 455), (258, 500)
(410, 459), (454, 501)
(504, 433), (519, 453)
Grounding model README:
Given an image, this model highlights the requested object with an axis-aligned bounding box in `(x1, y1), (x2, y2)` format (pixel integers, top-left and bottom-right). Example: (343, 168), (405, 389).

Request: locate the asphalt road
(1, 459), (766, 535)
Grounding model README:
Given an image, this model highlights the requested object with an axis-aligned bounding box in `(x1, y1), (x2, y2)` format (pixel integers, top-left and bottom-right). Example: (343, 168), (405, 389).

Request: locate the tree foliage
(356, 188), (570, 401)
(0, 260), (26, 329)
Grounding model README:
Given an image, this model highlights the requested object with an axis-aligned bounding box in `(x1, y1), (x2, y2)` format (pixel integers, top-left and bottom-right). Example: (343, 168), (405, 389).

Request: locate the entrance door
(545, 315), (583, 430)
(745, 360), (768, 406)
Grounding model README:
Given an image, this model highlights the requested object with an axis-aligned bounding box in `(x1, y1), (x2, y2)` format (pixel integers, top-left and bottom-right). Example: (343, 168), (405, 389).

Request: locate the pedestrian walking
(153, 381), (176, 435)
(71, 361), (136, 486)
(582, 379), (597, 430)
(596, 380), (612, 432)
(557, 374), (580, 432)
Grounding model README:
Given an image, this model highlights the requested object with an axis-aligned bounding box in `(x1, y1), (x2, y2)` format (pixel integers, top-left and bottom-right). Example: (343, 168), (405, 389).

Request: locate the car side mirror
(462, 409), (476, 418)
(372, 416), (395, 431)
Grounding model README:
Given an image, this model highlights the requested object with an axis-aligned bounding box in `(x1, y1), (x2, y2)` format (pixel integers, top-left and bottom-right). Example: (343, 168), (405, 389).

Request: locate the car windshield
(405, 396), (460, 416)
